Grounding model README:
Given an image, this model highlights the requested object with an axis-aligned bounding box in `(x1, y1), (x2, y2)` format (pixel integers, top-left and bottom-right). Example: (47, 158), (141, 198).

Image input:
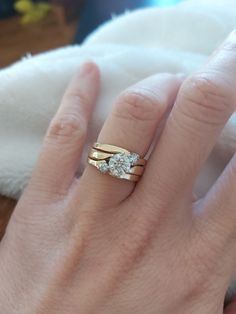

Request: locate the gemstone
(128, 153), (140, 165)
(108, 153), (131, 177)
(97, 161), (109, 173)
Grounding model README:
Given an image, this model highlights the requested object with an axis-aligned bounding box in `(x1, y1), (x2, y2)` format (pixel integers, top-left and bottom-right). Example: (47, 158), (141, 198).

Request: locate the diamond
(97, 161), (109, 173)
(108, 153), (131, 177)
(128, 153), (140, 165)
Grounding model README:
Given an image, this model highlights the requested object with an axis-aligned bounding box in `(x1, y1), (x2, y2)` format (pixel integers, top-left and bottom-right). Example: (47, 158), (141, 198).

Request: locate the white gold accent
(97, 161), (109, 173)
(96, 153), (141, 178)
(128, 153), (140, 165)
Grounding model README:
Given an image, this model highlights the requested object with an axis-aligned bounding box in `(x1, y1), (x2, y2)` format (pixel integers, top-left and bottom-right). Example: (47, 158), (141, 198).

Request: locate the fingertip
(76, 62), (101, 98)
(79, 61), (100, 79)
(66, 61), (100, 105)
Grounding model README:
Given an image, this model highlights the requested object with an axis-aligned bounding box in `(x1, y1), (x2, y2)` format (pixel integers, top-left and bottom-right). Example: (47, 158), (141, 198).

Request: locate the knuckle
(114, 88), (164, 123)
(47, 114), (86, 144)
(179, 74), (233, 125)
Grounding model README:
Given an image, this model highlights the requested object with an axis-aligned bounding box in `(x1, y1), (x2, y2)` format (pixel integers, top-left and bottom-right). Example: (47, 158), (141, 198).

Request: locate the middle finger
(138, 31), (236, 213)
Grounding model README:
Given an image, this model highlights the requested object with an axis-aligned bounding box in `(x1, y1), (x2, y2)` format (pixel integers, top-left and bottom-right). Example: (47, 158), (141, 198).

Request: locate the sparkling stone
(108, 153), (131, 177)
(128, 153), (140, 165)
(97, 161), (109, 173)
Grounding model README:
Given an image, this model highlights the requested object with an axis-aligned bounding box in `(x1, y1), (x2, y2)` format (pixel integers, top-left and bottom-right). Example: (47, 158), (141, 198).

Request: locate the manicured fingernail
(226, 29), (236, 43)
(80, 62), (96, 76)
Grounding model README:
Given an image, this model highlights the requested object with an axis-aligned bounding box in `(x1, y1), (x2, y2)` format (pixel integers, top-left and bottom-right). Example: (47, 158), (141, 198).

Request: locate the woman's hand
(1, 31), (236, 314)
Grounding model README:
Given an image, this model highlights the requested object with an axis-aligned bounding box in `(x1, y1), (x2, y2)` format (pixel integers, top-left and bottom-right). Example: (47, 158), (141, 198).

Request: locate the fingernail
(226, 29), (236, 43)
(176, 72), (187, 80)
(79, 62), (96, 76)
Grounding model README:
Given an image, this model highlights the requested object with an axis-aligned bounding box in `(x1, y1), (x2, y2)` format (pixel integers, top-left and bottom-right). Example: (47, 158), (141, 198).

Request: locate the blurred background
(0, 0), (182, 68)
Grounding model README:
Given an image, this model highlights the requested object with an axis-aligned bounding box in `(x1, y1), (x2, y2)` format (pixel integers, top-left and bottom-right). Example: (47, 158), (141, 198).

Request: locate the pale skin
(1, 31), (236, 314)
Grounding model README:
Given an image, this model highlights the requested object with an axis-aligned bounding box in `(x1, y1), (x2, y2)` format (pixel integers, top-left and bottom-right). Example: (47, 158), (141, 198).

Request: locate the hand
(1, 31), (236, 314)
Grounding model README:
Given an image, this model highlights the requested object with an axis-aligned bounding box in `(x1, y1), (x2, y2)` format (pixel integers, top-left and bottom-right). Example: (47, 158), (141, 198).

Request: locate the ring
(87, 143), (146, 182)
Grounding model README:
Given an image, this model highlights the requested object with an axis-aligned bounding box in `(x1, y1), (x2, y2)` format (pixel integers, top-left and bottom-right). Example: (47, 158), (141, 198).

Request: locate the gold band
(87, 143), (146, 182)
(93, 143), (129, 154)
(89, 149), (113, 160)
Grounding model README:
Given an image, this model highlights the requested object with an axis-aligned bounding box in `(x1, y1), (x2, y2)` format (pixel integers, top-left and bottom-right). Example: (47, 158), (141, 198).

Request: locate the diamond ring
(87, 143), (146, 182)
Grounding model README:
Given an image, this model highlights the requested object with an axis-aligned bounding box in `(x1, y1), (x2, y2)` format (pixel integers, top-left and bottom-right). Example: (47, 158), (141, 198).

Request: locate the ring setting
(100, 152), (139, 176)
(87, 143), (146, 182)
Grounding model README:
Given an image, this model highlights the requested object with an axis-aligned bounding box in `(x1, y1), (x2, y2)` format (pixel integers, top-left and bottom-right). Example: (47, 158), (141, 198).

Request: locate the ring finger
(78, 73), (183, 207)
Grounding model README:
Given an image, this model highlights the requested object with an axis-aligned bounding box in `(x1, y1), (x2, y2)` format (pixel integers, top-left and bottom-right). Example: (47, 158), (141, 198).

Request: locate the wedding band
(87, 143), (146, 182)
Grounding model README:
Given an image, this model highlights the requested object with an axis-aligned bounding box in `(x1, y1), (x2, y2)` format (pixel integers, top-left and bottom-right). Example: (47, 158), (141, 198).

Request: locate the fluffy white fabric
(0, 0), (236, 297)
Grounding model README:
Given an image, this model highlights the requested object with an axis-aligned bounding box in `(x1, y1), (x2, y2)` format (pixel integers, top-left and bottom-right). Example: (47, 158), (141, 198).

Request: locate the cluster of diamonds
(97, 152), (139, 178)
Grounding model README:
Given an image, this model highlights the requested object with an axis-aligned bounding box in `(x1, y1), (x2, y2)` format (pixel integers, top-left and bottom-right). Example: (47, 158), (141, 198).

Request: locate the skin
(1, 31), (236, 314)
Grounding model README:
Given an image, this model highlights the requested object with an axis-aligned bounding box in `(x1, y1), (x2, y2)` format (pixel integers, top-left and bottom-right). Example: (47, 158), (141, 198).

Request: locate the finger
(139, 30), (236, 210)
(28, 62), (100, 197)
(78, 74), (183, 207)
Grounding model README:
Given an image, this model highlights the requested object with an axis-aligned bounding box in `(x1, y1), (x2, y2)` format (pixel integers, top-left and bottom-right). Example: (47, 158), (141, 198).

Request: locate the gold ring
(87, 143), (146, 182)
